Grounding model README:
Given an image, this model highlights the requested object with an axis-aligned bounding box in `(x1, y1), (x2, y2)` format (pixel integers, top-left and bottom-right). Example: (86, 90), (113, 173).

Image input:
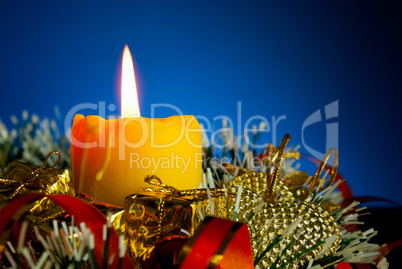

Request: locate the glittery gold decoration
(229, 134), (294, 203)
(200, 135), (342, 268)
(0, 151), (74, 213)
(230, 171), (294, 202)
(110, 210), (126, 234)
(290, 186), (313, 202)
(281, 149), (339, 199)
(211, 183), (341, 268)
(260, 142), (300, 167)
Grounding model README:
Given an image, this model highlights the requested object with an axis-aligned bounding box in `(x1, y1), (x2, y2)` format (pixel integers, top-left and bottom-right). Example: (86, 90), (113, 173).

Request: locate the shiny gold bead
(290, 186), (313, 202)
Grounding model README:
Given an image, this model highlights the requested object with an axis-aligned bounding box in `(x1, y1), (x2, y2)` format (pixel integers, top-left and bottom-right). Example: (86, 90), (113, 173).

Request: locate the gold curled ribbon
(0, 151), (62, 201)
(265, 134), (291, 203)
(309, 148), (339, 193)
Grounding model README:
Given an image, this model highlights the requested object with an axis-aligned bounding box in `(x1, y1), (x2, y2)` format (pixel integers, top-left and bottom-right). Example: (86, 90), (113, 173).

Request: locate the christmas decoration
(0, 193), (133, 268)
(0, 151), (73, 213)
(0, 112), (400, 268)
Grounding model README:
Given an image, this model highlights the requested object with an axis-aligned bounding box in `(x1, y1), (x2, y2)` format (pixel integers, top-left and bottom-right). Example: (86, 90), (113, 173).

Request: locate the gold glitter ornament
(214, 186), (341, 268)
(230, 171), (294, 203)
(204, 135), (342, 268)
(230, 134), (294, 203)
(211, 194), (341, 268)
(252, 200), (341, 268)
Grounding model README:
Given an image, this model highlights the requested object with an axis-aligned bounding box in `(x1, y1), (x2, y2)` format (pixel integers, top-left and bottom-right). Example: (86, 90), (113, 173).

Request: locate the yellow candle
(70, 46), (202, 206)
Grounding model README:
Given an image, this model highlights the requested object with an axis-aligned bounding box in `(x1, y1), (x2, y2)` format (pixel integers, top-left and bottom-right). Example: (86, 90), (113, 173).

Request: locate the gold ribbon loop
(26, 151), (62, 181)
(143, 175), (180, 195)
(42, 150), (62, 170)
(309, 148), (339, 193)
(266, 134), (291, 203)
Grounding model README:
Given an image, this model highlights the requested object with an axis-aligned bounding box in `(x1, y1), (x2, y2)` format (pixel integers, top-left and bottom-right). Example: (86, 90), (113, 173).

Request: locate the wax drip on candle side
(78, 135), (91, 194)
(96, 130), (114, 182)
(95, 46), (138, 182)
(97, 45), (138, 182)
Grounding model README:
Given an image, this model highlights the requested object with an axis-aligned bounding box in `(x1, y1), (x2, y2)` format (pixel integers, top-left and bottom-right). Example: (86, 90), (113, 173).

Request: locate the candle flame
(121, 45), (140, 117)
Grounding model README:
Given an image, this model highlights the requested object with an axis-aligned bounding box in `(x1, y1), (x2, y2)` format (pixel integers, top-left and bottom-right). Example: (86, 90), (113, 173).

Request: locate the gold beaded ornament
(207, 134), (342, 268)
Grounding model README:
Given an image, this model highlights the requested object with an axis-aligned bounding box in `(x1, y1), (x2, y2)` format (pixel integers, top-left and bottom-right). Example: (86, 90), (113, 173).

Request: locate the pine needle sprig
(0, 108), (70, 174)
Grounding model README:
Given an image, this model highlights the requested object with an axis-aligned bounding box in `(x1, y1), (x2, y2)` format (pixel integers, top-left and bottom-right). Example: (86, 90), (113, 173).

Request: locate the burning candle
(70, 45), (202, 206)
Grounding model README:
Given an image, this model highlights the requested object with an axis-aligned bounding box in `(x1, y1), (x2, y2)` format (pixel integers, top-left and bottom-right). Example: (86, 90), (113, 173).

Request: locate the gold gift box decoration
(0, 151), (74, 213)
(124, 175), (227, 263)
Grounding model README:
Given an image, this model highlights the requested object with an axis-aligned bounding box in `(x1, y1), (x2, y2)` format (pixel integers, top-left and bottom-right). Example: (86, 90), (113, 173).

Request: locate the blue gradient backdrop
(1, 1), (401, 204)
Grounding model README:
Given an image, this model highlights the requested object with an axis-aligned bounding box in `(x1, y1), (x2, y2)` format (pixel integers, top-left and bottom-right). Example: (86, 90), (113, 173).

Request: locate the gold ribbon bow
(0, 151), (61, 201)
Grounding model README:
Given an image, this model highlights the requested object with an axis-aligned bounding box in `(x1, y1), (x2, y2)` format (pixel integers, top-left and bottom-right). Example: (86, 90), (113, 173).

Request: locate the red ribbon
(0, 194), (133, 269)
(336, 262), (376, 269)
(175, 216), (254, 269)
(374, 239), (402, 265)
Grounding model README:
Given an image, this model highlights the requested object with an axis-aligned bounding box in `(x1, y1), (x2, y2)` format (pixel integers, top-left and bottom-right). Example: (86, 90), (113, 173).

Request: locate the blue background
(1, 1), (401, 204)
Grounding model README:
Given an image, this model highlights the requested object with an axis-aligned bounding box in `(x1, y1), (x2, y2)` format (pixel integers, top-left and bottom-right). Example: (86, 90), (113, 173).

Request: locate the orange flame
(121, 45), (140, 117)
